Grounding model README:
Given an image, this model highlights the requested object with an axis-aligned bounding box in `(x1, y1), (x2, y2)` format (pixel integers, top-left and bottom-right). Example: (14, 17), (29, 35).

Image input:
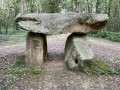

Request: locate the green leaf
(115, 69), (120, 75)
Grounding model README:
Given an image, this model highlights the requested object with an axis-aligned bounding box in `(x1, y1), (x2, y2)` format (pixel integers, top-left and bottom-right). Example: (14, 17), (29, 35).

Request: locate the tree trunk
(108, 0), (112, 17)
(5, 24), (8, 35)
(0, 26), (2, 34)
(105, 0), (108, 14)
(15, 7), (19, 31)
(5, 16), (9, 35)
(21, 0), (25, 13)
(15, 23), (19, 31)
(76, 0), (80, 13)
(87, 0), (90, 13)
(30, 0), (34, 13)
(96, 0), (100, 13)
(38, 0), (42, 13)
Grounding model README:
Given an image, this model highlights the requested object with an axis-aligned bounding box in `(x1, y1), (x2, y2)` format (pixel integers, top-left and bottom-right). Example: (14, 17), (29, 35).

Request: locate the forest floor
(0, 34), (120, 90)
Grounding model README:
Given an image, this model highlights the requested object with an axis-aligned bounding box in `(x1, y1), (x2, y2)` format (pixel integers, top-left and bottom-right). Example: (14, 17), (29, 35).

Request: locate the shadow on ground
(0, 34), (120, 90)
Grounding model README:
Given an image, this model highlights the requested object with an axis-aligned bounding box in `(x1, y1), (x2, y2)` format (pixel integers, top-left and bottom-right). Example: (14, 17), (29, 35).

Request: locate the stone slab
(15, 13), (109, 35)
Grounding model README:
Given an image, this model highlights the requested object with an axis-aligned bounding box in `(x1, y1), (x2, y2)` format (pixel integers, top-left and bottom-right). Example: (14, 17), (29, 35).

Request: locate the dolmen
(15, 13), (109, 71)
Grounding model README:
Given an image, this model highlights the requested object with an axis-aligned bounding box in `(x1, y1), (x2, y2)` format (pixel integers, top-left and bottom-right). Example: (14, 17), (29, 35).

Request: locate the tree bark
(86, 0), (90, 13)
(0, 26), (2, 34)
(76, 0), (80, 13)
(21, 0), (25, 13)
(5, 16), (8, 34)
(5, 23), (8, 35)
(29, 0), (34, 13)
(15, 7), (19, 31)
(108, 0), (112, 17)
(38, 0), (42, 13)
(96, 0), (100, 13)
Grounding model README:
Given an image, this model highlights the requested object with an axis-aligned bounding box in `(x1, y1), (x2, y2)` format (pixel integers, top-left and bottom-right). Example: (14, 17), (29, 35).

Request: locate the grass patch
(17, 67), (48, 75)
(80, 56), (120, 75)
(86, 56), (111, 75)
(11, 54), (120, 76)
(116, 56), (120, 59)
(0, 28), (27, 46)
(7, 53), (44, 75)
(11, 53), (25, 67)
(0, 28), (28, 35)
(10, 53), (49, 75)
(0, 35), (26, 46)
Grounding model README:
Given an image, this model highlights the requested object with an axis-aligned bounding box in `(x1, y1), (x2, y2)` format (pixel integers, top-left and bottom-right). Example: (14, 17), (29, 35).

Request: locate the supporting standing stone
(26, 32), (47, 67)
(15, 13), (108, 70)
(65, 33), (94, 71)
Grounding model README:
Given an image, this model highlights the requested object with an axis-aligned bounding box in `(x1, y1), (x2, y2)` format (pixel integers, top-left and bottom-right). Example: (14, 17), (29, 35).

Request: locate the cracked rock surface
(65, 33), (94, 71)
(15, 13), (108, 35)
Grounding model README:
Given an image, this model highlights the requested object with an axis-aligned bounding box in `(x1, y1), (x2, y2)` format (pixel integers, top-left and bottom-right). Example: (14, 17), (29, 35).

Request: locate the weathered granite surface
(26, 32), (47, 67)
(65, 33), (94, 71)
(15, 13), (109, 35)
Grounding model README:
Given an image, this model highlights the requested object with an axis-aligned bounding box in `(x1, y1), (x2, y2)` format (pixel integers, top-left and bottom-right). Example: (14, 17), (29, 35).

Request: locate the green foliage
(82, 56), (110, 75)
(31, 67), (43, 74)
(0, 28), (27, 46)
(12, 53), (25, 67)
(15, 67), (48, 75)
(61, 0), (76, 12)
(81, 56), (120, 75)
(0, 79), (14, 90)
(0, 28), (28, 35)
(42, 0), (61, 13)
(89, 56), (111, 75)
(10, 53), (48, 75)
(0, 36), (26, 47)
(15, 29), (28, 35)
(0, 67), (18, 90)
(88, 31), (120, 42)
(17, 68), (31, 75)
(114, 69), (120, 75)
(0, 10), (6, 17)
(0, 35), (9, 41)
(116, 56), (120, 59)
(0, 0), (120, 35)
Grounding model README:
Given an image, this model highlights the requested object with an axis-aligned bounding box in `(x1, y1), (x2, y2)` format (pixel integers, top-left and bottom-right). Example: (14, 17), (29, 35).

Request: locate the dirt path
(1, 34), (120, 69)
(0, 44), (25, 58)
(89, 38), (120, 71)
(0, 34), (120, 90)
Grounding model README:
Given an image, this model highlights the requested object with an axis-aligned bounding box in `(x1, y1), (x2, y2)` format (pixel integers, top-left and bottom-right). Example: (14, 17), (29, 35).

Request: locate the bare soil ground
(0, 34), (120, 90)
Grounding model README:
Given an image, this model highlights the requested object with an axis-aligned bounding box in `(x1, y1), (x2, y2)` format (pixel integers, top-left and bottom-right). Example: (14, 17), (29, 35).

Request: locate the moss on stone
(78, 56), (111, 75)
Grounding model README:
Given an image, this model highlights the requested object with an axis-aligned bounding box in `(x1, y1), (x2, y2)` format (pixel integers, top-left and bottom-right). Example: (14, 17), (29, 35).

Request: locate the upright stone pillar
(26, 32), (47, 67)
(65, 33), (94, 71)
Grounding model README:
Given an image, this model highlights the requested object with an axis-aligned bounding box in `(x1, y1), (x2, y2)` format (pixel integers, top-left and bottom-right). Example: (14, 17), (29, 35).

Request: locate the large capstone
(26, 32), (47, 67)
(15, 13), (108, 35)
(65, 33), (94, 71)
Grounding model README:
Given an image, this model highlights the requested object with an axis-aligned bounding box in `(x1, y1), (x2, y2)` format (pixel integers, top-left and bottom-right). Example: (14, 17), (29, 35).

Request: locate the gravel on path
(0, 34), (120, 90)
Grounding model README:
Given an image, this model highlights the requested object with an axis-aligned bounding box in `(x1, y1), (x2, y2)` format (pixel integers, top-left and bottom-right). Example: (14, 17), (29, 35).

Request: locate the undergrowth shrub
(88, 31), (120, 42)
(12, 53), (25, 67)
(0, 35), (9, 41)
(0, 28), (28, 35)
(82, 56), (120, 75)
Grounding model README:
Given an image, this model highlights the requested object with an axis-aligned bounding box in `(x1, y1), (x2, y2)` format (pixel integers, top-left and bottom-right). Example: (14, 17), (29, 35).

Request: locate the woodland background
(0, 0), (120, 42)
